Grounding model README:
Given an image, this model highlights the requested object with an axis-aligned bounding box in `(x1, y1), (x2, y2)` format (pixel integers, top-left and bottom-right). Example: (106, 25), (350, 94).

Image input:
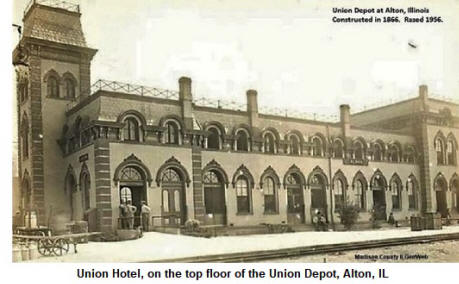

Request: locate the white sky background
(12, 0), (459, 116)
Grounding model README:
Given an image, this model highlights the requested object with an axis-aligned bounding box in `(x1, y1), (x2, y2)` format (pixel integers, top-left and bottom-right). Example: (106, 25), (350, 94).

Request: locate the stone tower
(13, 0), (97, 227)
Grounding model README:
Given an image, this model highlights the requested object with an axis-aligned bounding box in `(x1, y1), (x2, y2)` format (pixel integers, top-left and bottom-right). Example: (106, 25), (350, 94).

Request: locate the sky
(12, 0), (459, 118)
(9, 0), (459, 175)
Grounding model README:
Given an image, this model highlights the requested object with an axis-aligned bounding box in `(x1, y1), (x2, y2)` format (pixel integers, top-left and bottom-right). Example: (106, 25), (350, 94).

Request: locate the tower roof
(22, 0), (87, 47)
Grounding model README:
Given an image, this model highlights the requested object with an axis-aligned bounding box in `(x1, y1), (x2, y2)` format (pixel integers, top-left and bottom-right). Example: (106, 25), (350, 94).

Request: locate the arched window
(64, 78), (75, 99)
(165, 121), (179, 145)
(120, 166), (143, 182)
(353, 140), (365, 160)
(312, 137), (323, 157)
(47, 76), (59, 98)
(264, 132), (275, 154)
(235, 176), (250, 213)
(207, 127), (221, 150)
(373, 143), (383, 161)
(162, 190), (169, 212)
(288, 134), (301, 155)
(407, 178), (417, 210)
(235, 129), (249, 151)
(405, 146), (416, 163)
(19, 80), (28, 103)
(332, 139), (344, 159)
(263, 177), (277, 213)
(334, 179), (344, 210)
(123, 117), (140, 141)
(435, 138), (445, 165)
(80, 172), (91, 211)
(391, 179), (402, 210)
(174, 190), (181, 213)
(22, 177), (31, 210)
(447, 139), (456, 165)
(161, 168), (181, 183)
(354, 179), (365, 210)
(21, 115), (29, 159)
(388, 144), (400, 162)
(120, 187), (132, 204)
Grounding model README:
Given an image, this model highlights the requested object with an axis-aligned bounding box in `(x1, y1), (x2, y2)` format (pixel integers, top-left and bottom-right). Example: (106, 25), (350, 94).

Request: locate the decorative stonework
(259, 166), (281, 189)
(155, 156), (191, 187)
(283, 164), (307, 188)
(113, 154), (153, 186)
(232, 164), (254, 189)
(202, 159), (229, 186)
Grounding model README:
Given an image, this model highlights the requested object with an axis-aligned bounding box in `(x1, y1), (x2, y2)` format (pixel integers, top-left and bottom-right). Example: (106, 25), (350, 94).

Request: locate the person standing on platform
(141, 201), (151, 231)
(126, 200), (137, 229)
(119, 201), (128, 229)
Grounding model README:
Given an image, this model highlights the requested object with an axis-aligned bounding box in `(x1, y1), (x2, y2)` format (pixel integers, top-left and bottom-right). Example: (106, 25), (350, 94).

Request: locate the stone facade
(14, 2), (459, 233)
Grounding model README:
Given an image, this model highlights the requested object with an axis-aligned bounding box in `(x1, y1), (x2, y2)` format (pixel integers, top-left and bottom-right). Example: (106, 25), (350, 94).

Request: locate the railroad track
(148, 232), (459, 263)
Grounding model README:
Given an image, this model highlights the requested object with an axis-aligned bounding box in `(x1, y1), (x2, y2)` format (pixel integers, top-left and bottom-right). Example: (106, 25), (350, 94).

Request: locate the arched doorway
(65, 170), (77, 221)
(452, 177), (459, 212)
(286, 173), (305, 224)
(434, 175), (448, 217)
(160, 168), (186, 226)
(371, 171), (387, 220)
(21, 175), (31, 211)
(203, 170), (226, 225)
(119, 166), (147, 227)
(310, 174), (327, 221)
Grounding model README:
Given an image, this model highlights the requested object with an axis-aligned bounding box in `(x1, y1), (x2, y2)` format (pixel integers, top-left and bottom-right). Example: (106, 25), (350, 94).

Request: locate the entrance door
(454, 180), (459, 212)
(436, 190), (447, 217)
(203, 171), (226, 225)
(161, 168), (186, 226)
(372, 189), (386, 220)
(120, 185), (145, 227)
(435, 177), (448, 218)
(310, 175), (327, 221)
(119, 166), (147, 229)
(371, 175), (387, 220)
(286, 173), (305, 224)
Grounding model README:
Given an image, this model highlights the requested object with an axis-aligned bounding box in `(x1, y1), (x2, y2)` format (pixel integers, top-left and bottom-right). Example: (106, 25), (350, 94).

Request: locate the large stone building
(14, 1), (459, 234)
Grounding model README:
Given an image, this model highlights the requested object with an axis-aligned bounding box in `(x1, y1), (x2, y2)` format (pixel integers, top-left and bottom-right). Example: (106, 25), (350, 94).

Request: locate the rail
(193, 97), (246, 112)
(67, 79), (457, 123)
(150, 232), (459, 263)
(24, 0), (80, 16)
(193, 97), (339, 122)
(66, 79), (180, 111)
(259, 106), (339, 122)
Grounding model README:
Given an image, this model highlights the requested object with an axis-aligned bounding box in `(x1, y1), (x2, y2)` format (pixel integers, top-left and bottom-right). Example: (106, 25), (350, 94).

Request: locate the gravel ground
(262, 240), (459, 263)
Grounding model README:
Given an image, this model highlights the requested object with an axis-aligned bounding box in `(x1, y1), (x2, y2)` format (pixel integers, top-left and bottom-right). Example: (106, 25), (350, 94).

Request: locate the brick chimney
(340, 104), (351, 138)
(419, 85), (429, 112)
(246, 89), (258, 127)
(179, 77), (193, 129)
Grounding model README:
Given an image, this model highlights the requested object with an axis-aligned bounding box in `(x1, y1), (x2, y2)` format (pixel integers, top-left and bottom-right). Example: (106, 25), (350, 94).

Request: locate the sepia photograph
(10, 0), (459, 264)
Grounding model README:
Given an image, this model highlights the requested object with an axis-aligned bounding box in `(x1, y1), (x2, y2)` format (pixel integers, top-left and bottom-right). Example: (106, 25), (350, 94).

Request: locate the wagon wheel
(37, 238), (54, 256)
(52, 238), (70, 256)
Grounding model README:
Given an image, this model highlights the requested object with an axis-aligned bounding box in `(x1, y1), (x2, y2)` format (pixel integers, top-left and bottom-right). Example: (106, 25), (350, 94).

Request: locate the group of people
(119, 200), (151, 231)
(312, 209), (327, 231)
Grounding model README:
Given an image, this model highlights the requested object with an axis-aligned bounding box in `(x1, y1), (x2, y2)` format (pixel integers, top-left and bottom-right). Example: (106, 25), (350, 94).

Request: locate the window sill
(263, 211), (279, 215)
(236, 212), (253, 216)
(391, 208), (402, 212)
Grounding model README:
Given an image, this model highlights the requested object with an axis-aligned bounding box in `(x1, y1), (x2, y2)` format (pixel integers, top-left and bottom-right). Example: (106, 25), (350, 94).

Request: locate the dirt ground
(263, 240), (459, 263)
